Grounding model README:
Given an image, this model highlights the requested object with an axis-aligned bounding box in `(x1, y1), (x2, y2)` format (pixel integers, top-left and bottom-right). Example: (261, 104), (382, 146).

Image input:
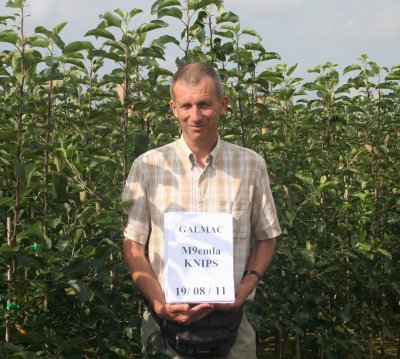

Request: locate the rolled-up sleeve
(122, 157), (151, 244)
(251, 157), (281, 240)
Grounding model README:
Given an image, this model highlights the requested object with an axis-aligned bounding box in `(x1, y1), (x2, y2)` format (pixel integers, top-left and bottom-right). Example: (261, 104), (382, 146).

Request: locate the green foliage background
(0, 0), (399, 358)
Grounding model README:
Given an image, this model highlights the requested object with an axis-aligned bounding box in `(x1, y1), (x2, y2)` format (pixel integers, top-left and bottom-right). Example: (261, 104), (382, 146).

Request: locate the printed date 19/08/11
(175, 286), (226, 297)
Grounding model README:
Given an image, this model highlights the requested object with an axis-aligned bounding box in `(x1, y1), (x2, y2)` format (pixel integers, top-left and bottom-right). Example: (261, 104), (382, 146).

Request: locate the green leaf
(356, 242), (372, 252)
(137, 20), (169, 34)
(188, 0), (217, 11)
(88, 111), (119, 123)
(113, 8), (125, 18)
(295, 172), (314, 186)
(376, 248), (392, 259)
(368, 61), (380, 75)
(194, 10), (208, 25)
(63, 41), (93, 54)
(214, 30), (234, 39)
(60, 57), (85, 69)
(220, 24), (236, 32)
(0, 15), (16, 25)
(34, 26), (65, 49)
(385, 68), (400, 81)
(244, 42), (265, 52)
(223, 134), (242, 141)
(52, 172), (68, 199)
(259, 70), (284, 84)
(90, 49), (121, 62)
(14, 163), (37, 188)
(0, 29), (18, 45)
(151, 34), (180, 47)
(151, 0), (181, 15)
(114, 8), (127, 19)
(129, 8), (143, 17)
(32, 26), (50, 38)
(53, 21), (68, 35)
(6, 0), (24, 9)
(18, 219), (43, 241)
(133, 130), (150, 157)
(16, 252), (45, 270)
(149, 67), (174, 78)
(308, 64), (323, 74)
(0, 129), (16, 141)
(82, 245), (96, 257)
(358, 53), (368, 61)
(385, 73), (400, 81)
(27, 35), (50, 48)
(104, 39), (125, 51)
(39, 63), (64, 81)
(216, 11), (239, 24)
(343, 64), (361, 75)
(138, 46), (165, 60)
(195, 28), (206, 43)
(84, 28), (116, 41)
(287, 63), (298, 77)
(48, 215), (62, 229)
(242, 28), (261, 40)
(0, 342), (24, 354)
(59, 337), (88, 351)
(0, 197), (13, 206)
(377, 81), (397, 90)
(68, 279), (94, 303)
(258, 51), (281, 61)
(64, 258), (90, 278)
(101, 11), (122, 28)
(156, 7), (183, 19)
(11, 49), (43, 74)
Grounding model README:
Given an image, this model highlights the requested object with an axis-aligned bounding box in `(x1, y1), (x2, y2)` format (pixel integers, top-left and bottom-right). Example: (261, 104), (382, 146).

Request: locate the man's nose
(189, 106), (202, 121)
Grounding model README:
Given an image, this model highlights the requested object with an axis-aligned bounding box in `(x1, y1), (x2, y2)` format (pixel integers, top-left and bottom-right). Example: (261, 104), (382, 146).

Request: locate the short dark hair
(170, 62), (224, 100)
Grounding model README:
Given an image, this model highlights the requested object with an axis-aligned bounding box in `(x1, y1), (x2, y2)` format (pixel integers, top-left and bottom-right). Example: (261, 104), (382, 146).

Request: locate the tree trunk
(5, 216), (14, 343)
(275, 327), (282, 359)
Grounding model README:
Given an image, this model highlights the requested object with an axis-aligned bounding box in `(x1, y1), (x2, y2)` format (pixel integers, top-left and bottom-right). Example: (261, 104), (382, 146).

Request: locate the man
(122, 62), (281, 358)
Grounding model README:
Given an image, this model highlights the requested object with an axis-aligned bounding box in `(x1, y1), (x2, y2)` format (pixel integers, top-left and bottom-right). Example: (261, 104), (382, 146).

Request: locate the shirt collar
(178, 135), (222, 168)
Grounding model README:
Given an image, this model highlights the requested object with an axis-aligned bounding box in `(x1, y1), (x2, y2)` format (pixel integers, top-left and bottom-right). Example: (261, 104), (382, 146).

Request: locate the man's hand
(157, 302), (215, 325)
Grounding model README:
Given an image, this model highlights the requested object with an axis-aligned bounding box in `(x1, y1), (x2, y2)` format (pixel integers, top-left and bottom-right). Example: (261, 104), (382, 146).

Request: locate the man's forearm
(237, 237), (277, 303)
(245, 237), (277, 277)
(122, 238), (166, 315)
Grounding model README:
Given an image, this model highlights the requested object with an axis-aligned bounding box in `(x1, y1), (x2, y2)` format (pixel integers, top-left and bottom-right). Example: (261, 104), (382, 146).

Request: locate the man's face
(169, 77), (228, 151)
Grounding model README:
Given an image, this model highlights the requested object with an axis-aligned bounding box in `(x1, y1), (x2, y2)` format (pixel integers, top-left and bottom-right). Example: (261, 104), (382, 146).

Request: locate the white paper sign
(164, 211), (235, 303)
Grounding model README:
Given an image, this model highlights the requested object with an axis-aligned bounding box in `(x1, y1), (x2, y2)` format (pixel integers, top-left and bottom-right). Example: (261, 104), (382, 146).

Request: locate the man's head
(169, 62), (228, 153)
(170, 62), (224, 101)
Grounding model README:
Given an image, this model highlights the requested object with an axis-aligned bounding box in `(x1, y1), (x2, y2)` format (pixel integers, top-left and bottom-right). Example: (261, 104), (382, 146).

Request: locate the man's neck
(191, 146), (211, 169)
(184, 137), (218, 168)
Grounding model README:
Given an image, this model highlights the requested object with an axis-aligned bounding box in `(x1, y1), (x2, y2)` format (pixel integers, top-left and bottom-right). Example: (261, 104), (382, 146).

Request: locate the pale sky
(2, 0), (399, 80)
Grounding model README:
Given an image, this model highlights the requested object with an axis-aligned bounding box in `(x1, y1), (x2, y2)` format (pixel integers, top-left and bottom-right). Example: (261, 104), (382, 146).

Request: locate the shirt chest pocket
(216, 201), (251, 240)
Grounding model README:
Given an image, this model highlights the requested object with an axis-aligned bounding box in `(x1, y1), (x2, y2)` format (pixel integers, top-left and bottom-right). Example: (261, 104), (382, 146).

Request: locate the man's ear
(220, 96), (229, 115)
(169, 100), (177, 117)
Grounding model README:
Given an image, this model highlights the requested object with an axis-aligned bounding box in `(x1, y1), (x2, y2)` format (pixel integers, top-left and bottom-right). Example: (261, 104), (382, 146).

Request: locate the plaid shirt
(123, 137), (281, 292)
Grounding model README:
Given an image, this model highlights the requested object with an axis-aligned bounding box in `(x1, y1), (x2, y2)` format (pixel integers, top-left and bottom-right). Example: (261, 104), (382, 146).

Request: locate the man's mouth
(189, 123), (205, 129)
